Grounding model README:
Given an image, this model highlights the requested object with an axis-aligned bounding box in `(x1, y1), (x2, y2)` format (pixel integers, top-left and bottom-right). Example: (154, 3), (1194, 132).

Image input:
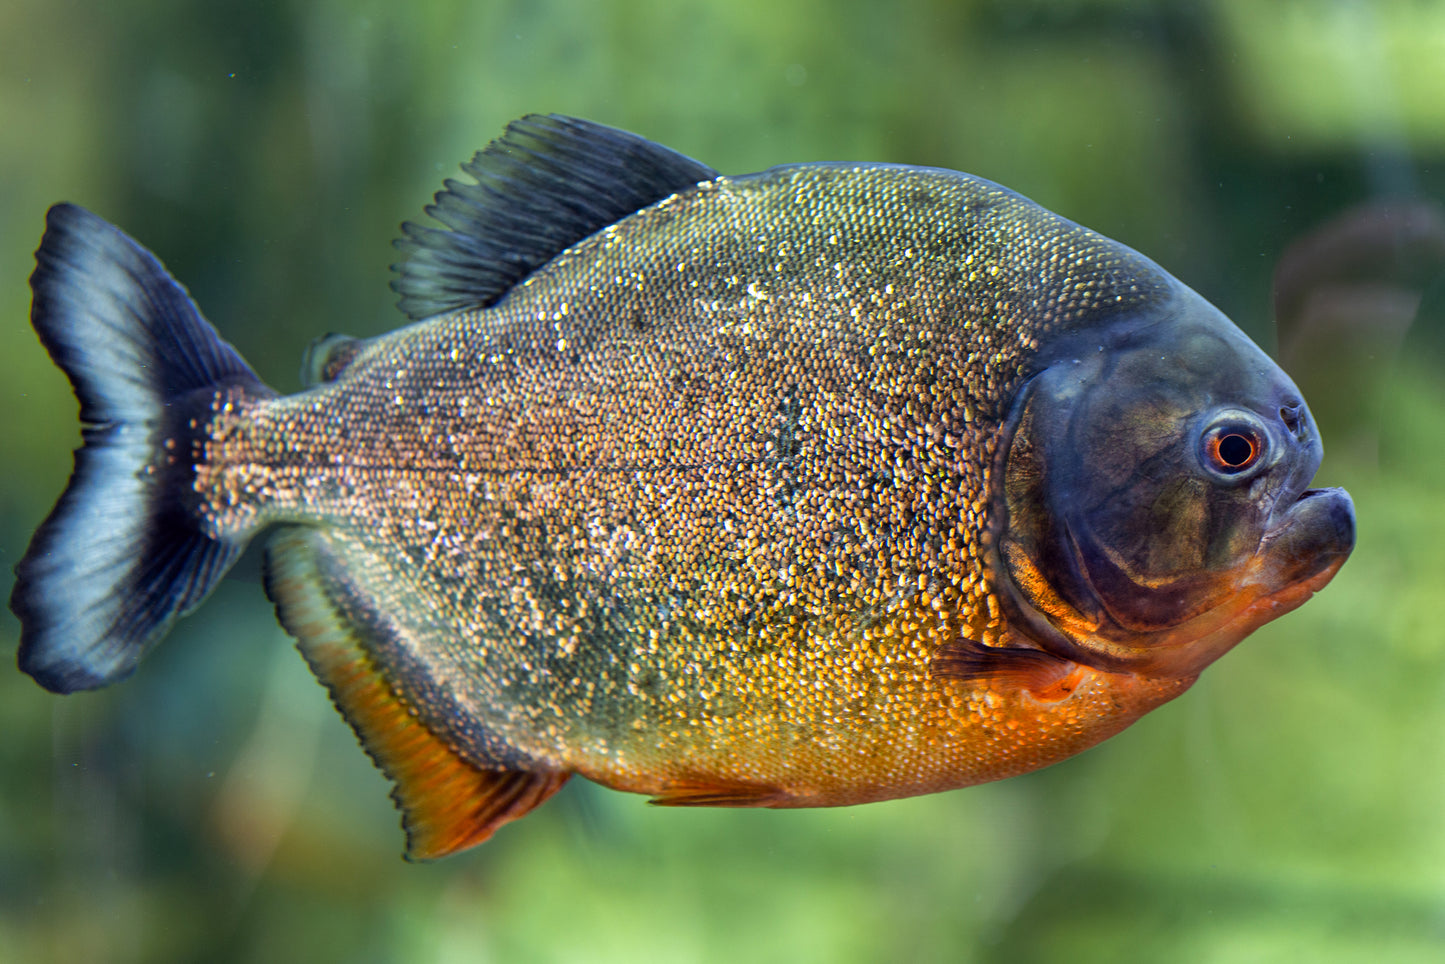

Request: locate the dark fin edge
(648, 779), (789, 808)
(930, 638), (1084, 703)
(390, 114), (719, 320)
(12, 204), (268, 692)
(263, 528), (569, 860)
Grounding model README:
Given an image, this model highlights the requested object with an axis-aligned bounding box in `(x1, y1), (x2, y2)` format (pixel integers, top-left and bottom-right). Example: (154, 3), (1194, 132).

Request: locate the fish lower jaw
(1021, 484), (1353, 681)
(1109, 551), (1349, 681)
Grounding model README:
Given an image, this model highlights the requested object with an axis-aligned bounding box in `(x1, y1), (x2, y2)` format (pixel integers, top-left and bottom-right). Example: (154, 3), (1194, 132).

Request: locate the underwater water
(2, 1), (1443, 961)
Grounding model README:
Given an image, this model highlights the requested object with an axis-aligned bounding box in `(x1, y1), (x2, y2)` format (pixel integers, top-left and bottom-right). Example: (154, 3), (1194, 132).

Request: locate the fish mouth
(1130, 484), (1355, 679)
(987, 479), (1357, 682)
(1260, 485), (1356, 586)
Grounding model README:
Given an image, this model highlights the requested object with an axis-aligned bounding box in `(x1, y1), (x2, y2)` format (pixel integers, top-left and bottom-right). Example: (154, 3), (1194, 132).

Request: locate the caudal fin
(11, 204), (271, 693)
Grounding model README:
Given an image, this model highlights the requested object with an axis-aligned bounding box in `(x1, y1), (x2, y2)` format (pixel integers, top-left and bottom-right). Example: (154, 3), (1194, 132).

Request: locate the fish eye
(1199, 419), (1266, 476)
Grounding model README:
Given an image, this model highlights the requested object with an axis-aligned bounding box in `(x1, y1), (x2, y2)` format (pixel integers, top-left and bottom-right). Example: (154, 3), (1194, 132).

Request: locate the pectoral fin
(263, 527), (568, 860)
(931, 638), (1085, 703)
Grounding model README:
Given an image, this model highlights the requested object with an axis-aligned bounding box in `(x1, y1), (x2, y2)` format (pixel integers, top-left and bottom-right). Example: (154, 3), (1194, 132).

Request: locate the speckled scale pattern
(197, 164), (1185, 804)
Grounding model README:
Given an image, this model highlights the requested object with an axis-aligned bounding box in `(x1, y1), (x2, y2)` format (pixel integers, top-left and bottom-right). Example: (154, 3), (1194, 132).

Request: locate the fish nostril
(1278, 402), (1306, 439)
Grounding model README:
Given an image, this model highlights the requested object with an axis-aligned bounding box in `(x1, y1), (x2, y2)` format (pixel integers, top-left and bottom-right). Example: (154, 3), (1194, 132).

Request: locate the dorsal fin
(391, 114), (719, 320)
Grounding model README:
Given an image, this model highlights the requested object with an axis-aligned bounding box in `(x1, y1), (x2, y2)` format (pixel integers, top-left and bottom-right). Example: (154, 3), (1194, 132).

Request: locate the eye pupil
(1216, 433), (1255, 468)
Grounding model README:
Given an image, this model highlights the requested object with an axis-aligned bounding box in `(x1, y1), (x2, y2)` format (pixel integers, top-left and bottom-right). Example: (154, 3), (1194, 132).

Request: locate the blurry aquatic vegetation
(1273, 199), (1445, 464)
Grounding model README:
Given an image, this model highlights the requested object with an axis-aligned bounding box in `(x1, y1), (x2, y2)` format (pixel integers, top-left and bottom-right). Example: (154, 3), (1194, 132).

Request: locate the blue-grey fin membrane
(11, 203), (270, 693)
(390, 114), (719, 320)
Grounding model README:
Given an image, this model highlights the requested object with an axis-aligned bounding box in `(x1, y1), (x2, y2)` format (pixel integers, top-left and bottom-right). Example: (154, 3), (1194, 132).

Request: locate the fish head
(993, 285), (1355, 680)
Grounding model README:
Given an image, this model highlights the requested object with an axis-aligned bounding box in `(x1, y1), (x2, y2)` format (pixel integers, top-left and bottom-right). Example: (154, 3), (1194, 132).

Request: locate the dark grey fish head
(993, 282), (1355, 679)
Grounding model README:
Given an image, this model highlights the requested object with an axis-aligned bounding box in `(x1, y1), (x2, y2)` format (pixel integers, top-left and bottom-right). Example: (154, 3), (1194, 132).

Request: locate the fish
(11, 114), (1355, 860)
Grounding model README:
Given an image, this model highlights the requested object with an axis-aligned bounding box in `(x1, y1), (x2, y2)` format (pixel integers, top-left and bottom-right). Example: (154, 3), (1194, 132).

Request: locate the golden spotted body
(202, 163), (1173, 802)
(15, 117), (1354, 856)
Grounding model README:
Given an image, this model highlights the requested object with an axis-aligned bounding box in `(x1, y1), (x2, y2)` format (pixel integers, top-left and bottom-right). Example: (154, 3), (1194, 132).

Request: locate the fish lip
(1258, 484), (1356, 581)
(1269, 483), (1355, 539)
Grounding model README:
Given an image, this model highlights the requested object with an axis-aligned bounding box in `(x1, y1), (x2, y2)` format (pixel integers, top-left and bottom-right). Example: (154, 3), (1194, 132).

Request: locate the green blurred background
(3, 0), (1444, 961)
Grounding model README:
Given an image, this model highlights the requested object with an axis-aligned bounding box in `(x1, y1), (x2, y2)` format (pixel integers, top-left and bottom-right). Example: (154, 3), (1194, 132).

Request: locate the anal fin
(263, 527), (568, 859)
(931, 637), (1084, 703)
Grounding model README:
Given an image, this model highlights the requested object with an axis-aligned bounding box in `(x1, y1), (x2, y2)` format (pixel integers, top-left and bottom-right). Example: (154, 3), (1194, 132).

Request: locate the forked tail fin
(11, 204), (272, 693)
